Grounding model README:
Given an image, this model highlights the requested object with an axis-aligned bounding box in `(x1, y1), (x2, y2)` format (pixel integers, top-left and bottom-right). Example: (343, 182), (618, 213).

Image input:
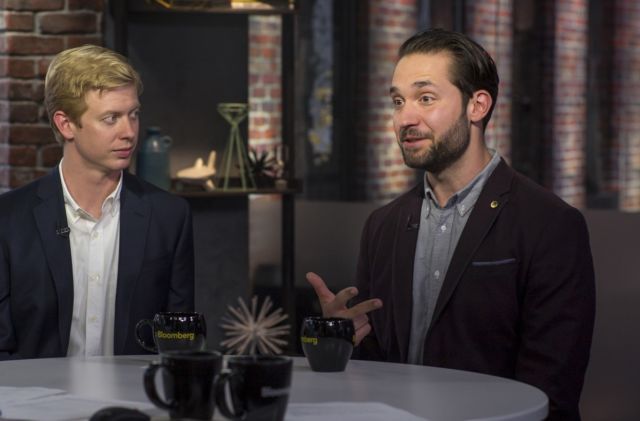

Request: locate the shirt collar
(58, 160), (123, 221)
(423, 150), (501, 218)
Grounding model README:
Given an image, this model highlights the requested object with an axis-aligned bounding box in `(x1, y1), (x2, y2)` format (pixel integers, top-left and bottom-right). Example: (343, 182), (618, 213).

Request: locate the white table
(0, 355), (547, 421)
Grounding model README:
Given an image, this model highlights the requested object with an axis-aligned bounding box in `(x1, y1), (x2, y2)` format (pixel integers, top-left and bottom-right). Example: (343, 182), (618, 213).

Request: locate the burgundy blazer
(354, 160), (595, 421)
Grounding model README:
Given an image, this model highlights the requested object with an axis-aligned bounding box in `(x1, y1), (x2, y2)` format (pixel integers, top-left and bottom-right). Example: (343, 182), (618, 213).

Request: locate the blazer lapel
(114, 173), (150, 354)
(391, 186), (423, 362)
(33, 169), (74, 353)
(429, 160), (514, 329)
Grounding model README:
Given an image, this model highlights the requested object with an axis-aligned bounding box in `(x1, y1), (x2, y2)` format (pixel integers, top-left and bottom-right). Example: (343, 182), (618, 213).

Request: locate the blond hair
(44, 45), (143, 143)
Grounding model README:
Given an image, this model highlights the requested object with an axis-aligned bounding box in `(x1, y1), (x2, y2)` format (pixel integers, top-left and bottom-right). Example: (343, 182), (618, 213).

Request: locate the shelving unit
(107, 0), (299, 350)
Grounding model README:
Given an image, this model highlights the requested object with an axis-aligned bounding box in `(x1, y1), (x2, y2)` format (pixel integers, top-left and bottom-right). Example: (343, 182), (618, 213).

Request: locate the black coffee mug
(215, 355), (292, 421)
(135, 312), (206, 353)
(300, 316), (355, 372)
(143, 350), (222, 420)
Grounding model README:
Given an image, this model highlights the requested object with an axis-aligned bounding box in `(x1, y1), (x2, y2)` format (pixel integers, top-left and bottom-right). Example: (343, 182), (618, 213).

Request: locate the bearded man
(306, 29), (595, 421)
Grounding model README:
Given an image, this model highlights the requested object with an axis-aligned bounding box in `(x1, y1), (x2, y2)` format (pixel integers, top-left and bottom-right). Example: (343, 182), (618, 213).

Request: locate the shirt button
(440, 225), (447, 232)
(89, 316), (97, 323)
(91, 231), (99, 240)
(434, 270), (440, 278)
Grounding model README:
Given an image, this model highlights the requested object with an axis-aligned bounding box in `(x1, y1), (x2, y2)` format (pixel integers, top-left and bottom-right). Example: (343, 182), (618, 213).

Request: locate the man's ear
(52, 111), (75, 142)
(466, 90), (492, 126)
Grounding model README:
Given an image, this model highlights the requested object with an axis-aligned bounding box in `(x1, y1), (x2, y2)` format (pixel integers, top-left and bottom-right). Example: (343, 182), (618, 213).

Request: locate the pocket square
(471, 258), (516, 267)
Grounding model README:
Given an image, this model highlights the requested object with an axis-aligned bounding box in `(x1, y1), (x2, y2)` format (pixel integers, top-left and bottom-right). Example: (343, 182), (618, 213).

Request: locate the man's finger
(332, 286), (358, 310)
(305, 272), (336, 304)
(352, 314), (369, 331)
(354, 323), (372, 346)
(343, 298), (382, 319)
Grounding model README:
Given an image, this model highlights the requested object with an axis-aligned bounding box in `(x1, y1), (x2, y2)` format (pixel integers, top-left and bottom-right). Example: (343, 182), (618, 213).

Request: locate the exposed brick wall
(551, 0), (588, 208)
(248, 15), (282, 160)
(358, 0), (417, 201)
(466, 0), (512, 161)
(0, 0), (104, 191)
(613, 0), (640, 210)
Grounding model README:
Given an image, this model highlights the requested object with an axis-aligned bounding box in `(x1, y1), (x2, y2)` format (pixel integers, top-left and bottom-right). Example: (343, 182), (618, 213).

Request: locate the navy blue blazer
(0, 169), (194, 359)
(353, 160), (595, 421)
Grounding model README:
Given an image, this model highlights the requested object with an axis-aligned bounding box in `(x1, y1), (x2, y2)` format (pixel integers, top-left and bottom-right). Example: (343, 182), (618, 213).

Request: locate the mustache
(400, 127), (432, 141)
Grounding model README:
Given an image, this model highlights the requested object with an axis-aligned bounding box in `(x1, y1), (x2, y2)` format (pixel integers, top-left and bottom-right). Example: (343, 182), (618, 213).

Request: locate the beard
(399, 113), (470, 174)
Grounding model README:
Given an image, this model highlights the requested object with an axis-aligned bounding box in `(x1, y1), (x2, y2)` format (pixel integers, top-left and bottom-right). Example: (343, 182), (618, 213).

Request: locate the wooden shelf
(127, 0), (295, 15)
(172, 178), (301, 197)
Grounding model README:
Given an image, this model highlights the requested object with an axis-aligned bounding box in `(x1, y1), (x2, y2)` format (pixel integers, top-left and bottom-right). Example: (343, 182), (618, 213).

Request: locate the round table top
(0, 355), (548, 421)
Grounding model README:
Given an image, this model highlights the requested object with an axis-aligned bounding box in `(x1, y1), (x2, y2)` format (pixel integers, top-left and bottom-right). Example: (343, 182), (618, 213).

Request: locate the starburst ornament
(220, 296), (290, 355)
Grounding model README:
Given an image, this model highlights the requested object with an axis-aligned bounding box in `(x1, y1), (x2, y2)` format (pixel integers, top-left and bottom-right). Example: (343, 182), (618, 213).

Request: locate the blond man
(0, 45), (194, 359)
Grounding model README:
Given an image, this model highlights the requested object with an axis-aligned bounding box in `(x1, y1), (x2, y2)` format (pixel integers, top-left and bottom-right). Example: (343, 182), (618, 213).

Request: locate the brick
(39, 12), (98, 34)
(40, 143), (62, 166)
(1, 12), (35, 31)
(37, 57), (52, 77)
(68, 0), (104, 11)
(0, 144), (7, 164)
(65, 35), (102, 49)
(8, 124), (54, 145)
(0, 124), (7, 143)
(1, 35), (65, 55)
(3, 0), (64, 11)
(2, 81), (44, 101)
(9, 145), (36, 166)
(0, 101), (7, 121)
(16, 81), (44, 103)
(6, 58), (37, 78)
(9, 103), (38, 123)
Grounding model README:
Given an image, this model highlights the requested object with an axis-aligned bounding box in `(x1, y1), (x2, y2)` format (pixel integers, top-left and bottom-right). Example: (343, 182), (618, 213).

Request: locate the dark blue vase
(137, 126), (172, 190)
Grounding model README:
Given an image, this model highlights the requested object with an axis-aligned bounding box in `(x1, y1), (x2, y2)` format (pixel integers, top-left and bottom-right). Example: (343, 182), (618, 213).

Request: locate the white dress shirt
(59, 165), (122, 357)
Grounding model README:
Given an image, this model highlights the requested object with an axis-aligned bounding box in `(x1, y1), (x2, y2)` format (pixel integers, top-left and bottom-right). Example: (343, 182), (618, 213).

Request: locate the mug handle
(135, 319), (158, 353)
(143, 362), (176, 411)
(215, 371), (246, 420)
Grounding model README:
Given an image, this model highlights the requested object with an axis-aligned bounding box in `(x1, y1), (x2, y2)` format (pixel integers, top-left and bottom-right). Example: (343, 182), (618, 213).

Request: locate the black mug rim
(227, 355), (292, 366)
(161, 350), (221, 360)
(303, 316), (353, 324)
(154, 311), (204, 318)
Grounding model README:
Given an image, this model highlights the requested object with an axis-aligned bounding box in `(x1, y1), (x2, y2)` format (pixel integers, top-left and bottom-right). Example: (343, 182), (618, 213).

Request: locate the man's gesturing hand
(305, 272), (382, 346)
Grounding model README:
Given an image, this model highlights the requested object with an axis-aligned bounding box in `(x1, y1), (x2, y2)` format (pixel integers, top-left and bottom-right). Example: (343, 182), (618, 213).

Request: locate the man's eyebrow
(389, 80), (435, 95)
(413, 80), (435, 88)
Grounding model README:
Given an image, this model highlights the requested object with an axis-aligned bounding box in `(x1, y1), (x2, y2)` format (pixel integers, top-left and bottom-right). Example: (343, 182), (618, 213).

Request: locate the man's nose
(395, 103), (420, 130)
(120, 116), (138, 139)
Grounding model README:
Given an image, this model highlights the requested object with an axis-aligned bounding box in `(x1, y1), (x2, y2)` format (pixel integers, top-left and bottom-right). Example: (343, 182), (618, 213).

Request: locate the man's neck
(425, 140), (492, 207)
(60, 158), (121, 219)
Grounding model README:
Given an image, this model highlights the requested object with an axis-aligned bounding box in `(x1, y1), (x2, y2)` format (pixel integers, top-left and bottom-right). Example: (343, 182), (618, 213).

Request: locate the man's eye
(392, 98), (404, 107)
(419, 95), (434, 104)
(103, 115), (117, 124)
(130, 110), (140, 120)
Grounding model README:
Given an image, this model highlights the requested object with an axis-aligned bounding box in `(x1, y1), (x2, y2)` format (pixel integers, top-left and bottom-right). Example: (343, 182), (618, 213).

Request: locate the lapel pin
(490, 200), (499, 209)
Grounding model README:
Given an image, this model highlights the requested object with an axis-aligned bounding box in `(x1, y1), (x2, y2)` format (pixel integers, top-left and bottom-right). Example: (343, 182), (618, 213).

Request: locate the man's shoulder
(506, 166), (579, 214)
(0, 172), (51, 210)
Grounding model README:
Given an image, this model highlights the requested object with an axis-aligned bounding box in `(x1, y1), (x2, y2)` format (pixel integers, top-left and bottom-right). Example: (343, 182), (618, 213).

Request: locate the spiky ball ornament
(220, 296), (290, 355)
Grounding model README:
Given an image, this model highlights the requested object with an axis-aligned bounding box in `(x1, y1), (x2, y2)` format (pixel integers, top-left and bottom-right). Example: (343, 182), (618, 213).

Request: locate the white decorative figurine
(176, 150), (217, 191)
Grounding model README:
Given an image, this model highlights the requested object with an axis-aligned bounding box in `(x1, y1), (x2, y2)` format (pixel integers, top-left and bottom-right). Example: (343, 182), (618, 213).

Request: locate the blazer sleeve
(0, 235), (18, 360)
(352, 212), (385, 361)
(515, 207), (596, 420)
(166, 199), (195, 312)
